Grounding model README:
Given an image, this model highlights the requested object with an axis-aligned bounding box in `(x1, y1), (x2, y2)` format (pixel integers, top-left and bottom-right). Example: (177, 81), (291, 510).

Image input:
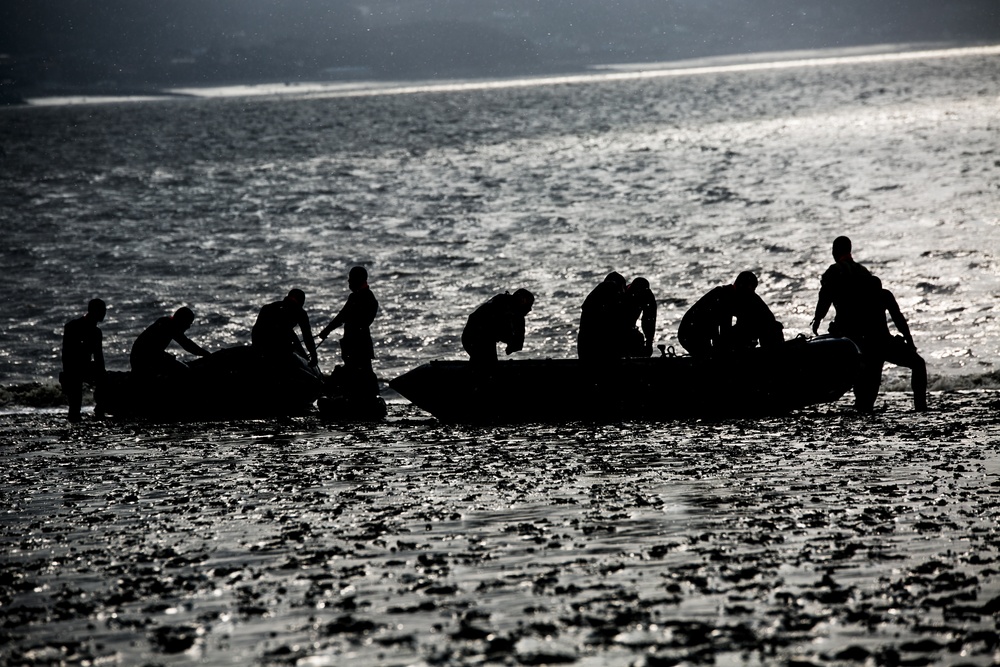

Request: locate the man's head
(604, 272), (626, 292)
(173, 307), (195, 330)
(286, 289), (306, 307)
(832, 236), (852, 261)
(627, 277), (649, 295)
(512, 288), (534, 315)
(734, 271), (759, 292)
(87, 298), (107, 322)
(348, 266), (368, 291)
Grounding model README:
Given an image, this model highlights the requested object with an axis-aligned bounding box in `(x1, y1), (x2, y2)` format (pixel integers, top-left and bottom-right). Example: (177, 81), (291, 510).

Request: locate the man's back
(63, 315), (102, 374)
(818, 259), (874, 338)
(252, 300), (297, 351)
(579, 279), (627, 358)
(463, 292), (526, 362)
(338, 289), (378, 352)
(682, 285), (735, 326)
(466, 294), (516, 342)
(131, 316), (174, 357)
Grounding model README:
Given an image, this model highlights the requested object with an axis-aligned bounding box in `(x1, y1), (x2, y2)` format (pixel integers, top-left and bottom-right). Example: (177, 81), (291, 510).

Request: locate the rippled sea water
(1, 47), (998, 389)
(1, 47), (999, 666)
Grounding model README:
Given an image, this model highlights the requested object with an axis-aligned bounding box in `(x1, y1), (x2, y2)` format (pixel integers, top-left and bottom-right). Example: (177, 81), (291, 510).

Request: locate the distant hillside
(1, 0), (997, 99)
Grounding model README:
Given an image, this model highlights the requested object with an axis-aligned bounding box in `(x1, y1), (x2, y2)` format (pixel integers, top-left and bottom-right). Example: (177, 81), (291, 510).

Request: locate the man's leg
(852, 355), (883, 413)
(678, 326), (711, 358)
(61, 373), (83, 422)
(884, 338), (928, 411)
(344, 356), (378, 399)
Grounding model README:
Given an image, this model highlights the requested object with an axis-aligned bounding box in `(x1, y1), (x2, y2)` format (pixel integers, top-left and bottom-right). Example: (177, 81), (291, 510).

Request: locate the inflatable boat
(95, 345), (325, 420)
(389, 336), (861, 423)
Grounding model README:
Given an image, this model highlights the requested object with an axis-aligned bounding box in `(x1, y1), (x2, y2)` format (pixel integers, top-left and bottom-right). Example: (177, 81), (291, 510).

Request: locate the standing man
(61, 298), (107, 422)
(811, 236), (908, 413)
(130, 306), (212, 377)
(319, 266), (380, 399)
(854, 277), (928, 413)
(252, 289), (318, 366)
(462, 288), (535, 364)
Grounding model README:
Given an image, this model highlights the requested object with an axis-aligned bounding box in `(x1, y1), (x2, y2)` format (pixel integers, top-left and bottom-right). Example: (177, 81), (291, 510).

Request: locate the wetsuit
(320, 286), (379, 397)
(853, 288), (928, 412)
(578, 279), (628, 360)
(130, 316), (210, 376)
(623, 284), (657, 357)
(61, 314), (105, 422)
(321, 287), (378, 364)
(813, 258), (874, 342)
(252, 298), (317, 363)
(463, 293), (527, 364)
(678, 285), (780, 357)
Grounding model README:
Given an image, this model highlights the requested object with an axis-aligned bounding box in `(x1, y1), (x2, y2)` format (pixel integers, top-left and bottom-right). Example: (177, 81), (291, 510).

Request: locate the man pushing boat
(462, 288), (535, 364)
(130, 307), (212, 377)
(252, 289), (318, 367)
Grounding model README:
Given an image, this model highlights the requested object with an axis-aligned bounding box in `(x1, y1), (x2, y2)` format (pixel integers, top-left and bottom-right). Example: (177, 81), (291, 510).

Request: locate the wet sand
(2, 390), (999, 666)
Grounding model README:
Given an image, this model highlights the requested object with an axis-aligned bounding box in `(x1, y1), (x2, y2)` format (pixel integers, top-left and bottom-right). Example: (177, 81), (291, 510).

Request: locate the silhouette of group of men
(61, 237), (926, 421)
(577, 273), (658, 360)
(60, 266), (378, 422)
(458, 235), (926, 413)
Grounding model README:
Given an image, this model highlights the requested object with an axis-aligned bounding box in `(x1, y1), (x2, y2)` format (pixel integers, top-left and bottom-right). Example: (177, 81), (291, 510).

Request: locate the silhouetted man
(811, 235), (874, 341)
(810, 236), (895, 412)
(623, 277), (657, 357)
(853, 277), (928, 413)
(577, 272), (627, 360)
(462, 288), (535, 364)
(252, 289), (318, 366)
(678, 271), (783, 357)
(319, 267), (379, 398)
(130, 307), (211, 377)
(61, 298), (107, 422)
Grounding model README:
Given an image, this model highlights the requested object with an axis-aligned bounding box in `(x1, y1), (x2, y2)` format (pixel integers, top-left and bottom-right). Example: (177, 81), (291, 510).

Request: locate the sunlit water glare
(2, 45), (997, 391)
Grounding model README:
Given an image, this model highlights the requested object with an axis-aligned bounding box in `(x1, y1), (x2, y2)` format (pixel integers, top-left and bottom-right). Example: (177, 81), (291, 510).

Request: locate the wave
(0, 383), (68, 410)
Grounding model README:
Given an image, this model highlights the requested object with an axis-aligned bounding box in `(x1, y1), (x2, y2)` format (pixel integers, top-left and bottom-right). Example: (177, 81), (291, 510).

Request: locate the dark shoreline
(5, 40), (993, 107)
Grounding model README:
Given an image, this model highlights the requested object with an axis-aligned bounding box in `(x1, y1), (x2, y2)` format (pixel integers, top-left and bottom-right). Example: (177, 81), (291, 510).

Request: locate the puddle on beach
(2, 390), (998, 666)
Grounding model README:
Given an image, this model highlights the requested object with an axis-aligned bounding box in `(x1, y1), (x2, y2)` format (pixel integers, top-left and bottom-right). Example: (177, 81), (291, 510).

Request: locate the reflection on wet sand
(2, 391), (998, 665)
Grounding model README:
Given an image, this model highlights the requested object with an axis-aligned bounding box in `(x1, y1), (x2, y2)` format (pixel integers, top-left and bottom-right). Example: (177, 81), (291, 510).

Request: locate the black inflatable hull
(389, 336), (861, 424)
(95, 346), (324, 420)
(317, 395), (388, 423)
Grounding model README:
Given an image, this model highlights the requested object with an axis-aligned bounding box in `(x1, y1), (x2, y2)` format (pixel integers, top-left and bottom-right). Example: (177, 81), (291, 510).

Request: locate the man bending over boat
(130, 307), (212, 377)
(623, 277), (657, 357)
(678, 271), (783, 357)
(318, 266), (379, 399)
(578, 272), (627, 360)
(61, 298), (107, 422)
(462, 288), (535, 364)
(851, 277), (928, 413)
(252, 289), (318, 366)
